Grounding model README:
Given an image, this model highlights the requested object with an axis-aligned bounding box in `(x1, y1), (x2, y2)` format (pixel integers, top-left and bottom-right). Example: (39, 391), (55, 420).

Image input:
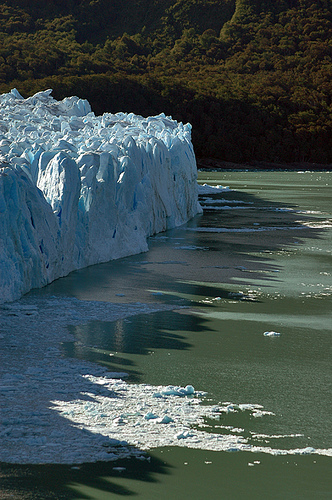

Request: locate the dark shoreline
(197, 158), (332, 171)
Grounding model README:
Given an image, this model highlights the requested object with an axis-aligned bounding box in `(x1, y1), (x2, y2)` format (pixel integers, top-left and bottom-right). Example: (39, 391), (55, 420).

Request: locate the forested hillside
(1, 0), (332, 164)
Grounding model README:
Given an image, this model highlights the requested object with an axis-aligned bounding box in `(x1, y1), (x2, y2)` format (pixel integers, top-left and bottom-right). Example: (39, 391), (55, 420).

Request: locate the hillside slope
(1, 0), (332, 164)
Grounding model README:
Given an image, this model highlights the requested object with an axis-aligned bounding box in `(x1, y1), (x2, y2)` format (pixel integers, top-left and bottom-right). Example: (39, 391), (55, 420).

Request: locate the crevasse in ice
(0, 89), (201, 303)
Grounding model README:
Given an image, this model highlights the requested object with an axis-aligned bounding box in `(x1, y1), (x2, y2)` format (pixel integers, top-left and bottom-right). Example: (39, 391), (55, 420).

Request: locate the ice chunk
(144, 412), (159, 420)
(176, 430), (194, 439)
(157, 415), (174, 424)
(161, 385), (195, 396)
(197, 183), (230, 195)
(297, 447), (316, 455)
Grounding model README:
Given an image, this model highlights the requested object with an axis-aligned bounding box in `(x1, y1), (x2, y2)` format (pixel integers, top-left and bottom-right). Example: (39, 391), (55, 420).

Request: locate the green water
(4, 171), (331, 499)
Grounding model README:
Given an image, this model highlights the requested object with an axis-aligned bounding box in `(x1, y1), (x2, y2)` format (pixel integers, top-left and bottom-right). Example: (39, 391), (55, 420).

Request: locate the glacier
(0, 89), (201, 303)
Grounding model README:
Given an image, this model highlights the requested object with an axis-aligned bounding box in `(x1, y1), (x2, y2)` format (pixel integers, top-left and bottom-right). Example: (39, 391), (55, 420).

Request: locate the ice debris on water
(0, 88), (202, 304)
(197, 184), (230, 195)
(4, 288), (327, 466)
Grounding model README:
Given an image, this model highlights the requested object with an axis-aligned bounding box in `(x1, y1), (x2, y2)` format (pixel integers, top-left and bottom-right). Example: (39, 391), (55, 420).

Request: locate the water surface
(4, 171), (331, 499)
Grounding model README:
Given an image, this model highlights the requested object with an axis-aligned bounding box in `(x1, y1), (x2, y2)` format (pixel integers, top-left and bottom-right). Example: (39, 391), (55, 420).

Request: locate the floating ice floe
(201, 205), (252, 210)
(157, 384), (196, 397)
(197, 183), (230, 195)
(0, 88), (202, 303)
(200, 198), (252, 205)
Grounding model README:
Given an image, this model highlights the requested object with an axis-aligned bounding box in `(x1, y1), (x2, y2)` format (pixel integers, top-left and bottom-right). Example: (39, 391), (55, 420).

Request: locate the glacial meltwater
(1, 171), (331, 499)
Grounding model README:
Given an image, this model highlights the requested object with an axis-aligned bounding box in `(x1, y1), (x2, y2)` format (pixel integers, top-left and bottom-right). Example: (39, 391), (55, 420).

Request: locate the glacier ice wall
(0, 89), (201, 303)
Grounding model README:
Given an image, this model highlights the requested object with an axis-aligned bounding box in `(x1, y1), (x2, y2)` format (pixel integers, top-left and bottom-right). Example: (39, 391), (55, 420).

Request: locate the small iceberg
(161, 385), (195, 397)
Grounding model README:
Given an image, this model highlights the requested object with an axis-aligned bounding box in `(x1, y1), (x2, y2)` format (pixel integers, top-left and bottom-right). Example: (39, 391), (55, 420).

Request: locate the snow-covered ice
(0, 88), (201, 303)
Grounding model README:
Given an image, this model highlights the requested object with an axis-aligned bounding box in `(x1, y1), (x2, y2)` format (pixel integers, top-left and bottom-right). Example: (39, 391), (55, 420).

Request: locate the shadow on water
(32, 181), (329, 307)
(2, 452), (331, 500)
(0, 302), (217, 499)
(61, 309), (214, 380)
(0, 357), (173, 499)
(192, 187), (327, 267)
(6, 174), (330, 499)
(0, 456), (171, 499)
(34, 181), (328, 389)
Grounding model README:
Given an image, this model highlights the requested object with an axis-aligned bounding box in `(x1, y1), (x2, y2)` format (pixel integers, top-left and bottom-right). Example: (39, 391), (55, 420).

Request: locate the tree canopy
(1, 0), (332, 163)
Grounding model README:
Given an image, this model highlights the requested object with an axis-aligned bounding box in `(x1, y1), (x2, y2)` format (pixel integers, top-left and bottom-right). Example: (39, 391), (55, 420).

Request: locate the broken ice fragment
(161, 385), (195, 397)
(144, 412), (159, 420)
(176, 430), (193, 439)
(157, 415), (174, 424)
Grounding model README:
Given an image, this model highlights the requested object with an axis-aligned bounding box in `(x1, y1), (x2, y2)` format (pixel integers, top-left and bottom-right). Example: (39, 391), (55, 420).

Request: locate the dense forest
(1, 0), (332, 164)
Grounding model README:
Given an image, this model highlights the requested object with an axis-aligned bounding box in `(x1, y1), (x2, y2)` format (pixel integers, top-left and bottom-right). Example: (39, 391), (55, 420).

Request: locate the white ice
(0, 89), (201, 303)
(263, 331), (281, 337)
(197, 183), (230, 194)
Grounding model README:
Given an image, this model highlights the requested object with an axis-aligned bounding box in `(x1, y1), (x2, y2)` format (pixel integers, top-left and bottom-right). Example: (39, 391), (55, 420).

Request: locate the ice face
(0, 89), (202, 303)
